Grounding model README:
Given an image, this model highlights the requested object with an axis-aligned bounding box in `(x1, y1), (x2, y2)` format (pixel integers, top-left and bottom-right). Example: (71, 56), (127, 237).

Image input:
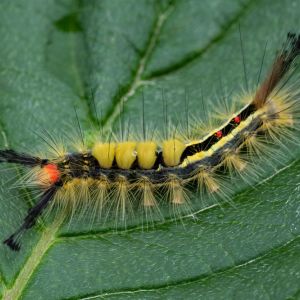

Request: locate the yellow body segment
(115, 142), (137, 169)
(162, 139), (186, 167)
(92, 142), (115, 169)
(137, 141), (157, 169)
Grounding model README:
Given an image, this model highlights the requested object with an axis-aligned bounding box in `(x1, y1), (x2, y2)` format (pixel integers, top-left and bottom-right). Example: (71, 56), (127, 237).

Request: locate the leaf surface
(0, 0), (299, 299)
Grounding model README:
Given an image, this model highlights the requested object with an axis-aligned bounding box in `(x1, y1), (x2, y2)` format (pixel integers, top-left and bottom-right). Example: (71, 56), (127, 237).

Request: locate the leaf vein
(65, 235), (300, 300)
(101, 3), (174, 133)
(144, 0), (259, 80)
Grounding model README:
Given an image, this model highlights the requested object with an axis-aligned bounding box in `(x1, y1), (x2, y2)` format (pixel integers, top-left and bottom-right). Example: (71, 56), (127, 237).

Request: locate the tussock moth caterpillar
(1, 33), (300, 251)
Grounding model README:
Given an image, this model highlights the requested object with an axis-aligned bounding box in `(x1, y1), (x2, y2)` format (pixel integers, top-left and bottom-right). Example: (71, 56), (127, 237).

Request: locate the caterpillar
(1, 33), (300, 251)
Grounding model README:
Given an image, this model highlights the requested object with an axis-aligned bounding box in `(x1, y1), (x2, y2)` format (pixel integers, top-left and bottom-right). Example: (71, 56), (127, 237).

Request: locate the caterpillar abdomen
(1, 33), (300, 251)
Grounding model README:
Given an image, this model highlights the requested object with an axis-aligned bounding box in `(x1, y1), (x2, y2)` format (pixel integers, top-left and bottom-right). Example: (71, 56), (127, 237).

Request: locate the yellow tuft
(243, 133), (269, 157)
(114, 175), (132, 220)
(162, 139), (186, 167)
(138, 178), (157, 207)
(115, 142), (137, 169)
(137, 141), (157, 169)
(54, 178), (92, 219)
(261, 93), (295, 133)
(196, 170), (219, 193)
(222, 151), (247, 172)
(91, 176), (110, 219)
(92, 142), (115, 169)
(166, 176), (186, 204)
(275, 113), (294, 127)
(133, 176), (163, 222)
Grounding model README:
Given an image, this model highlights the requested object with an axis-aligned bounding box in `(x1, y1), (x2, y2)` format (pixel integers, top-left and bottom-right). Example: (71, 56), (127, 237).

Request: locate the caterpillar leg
(3, 184), (59, 251)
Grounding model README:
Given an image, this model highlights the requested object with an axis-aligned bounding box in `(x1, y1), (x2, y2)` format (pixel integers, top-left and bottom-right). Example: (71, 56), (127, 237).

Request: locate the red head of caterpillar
(38, 163), (61, 186)
(1, 33), (300, 251)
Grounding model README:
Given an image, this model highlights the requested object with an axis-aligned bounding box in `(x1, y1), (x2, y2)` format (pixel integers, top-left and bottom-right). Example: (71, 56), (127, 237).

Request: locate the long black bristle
(3, 184), (59, 251)
(0, 149), (44, 166)
(3, 235), (21, 251)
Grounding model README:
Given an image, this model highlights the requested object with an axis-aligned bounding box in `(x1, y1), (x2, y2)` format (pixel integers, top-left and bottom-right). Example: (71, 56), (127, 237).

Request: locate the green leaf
(0, 0), (300, 299)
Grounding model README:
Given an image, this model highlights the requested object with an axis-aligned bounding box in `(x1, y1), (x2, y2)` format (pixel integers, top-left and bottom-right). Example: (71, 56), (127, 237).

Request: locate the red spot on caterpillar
(215, 131), (222, 139)
(41, 164), (60, 185)
(234, 116), (241, 124)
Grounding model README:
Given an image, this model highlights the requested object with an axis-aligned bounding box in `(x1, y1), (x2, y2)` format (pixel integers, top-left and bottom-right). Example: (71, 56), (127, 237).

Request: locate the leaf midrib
(2, 215), (65, 300)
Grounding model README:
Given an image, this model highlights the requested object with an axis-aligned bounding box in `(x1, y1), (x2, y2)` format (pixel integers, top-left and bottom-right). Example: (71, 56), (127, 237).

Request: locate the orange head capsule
(38, 164), (61, 186)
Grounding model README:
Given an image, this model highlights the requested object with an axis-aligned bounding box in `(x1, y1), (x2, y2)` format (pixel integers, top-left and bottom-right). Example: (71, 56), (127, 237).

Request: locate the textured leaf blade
(0, 0), (299, 299)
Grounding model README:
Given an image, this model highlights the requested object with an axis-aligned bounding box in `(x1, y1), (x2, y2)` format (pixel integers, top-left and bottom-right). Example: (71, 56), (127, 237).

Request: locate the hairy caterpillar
(1, 33), (300, 251)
